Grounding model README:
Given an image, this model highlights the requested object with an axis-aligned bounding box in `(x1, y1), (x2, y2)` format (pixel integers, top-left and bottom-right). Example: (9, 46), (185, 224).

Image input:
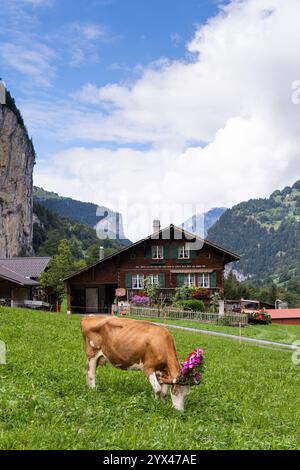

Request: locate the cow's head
(170, 384), (190, 412)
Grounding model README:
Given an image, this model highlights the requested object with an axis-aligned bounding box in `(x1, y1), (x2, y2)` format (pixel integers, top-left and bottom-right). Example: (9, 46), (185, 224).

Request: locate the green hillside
(33, 201), (125, 263)
(207, 180), (300, 285)
(34, 186), (130, 244)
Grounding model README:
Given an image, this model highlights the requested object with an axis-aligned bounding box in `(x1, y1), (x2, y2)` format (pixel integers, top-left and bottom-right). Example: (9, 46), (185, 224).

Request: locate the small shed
(0, 257), (50, 307)
(266, 309), (300, 325)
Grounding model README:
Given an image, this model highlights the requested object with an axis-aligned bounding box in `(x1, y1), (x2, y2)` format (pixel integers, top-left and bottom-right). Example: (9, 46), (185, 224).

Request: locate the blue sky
(1, 0), (300, 240)
(0, 0), (221, 154)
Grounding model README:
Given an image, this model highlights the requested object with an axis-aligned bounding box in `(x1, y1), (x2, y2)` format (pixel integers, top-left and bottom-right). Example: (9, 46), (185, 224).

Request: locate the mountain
(34, 186), (130, 243)
(0, 85), (35, 257)
(182, 208), (226, 238)
(33, 201), (125, 262)
(207, 181), (300, 285)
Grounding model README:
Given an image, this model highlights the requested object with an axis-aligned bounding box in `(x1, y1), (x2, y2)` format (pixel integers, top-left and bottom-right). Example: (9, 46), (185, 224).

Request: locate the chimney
(153, 219), (161, 234)
(99, 246), (105, 260)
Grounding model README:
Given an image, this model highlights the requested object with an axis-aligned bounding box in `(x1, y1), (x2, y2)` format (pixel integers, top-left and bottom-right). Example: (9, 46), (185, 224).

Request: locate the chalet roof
(0, 257), (50, 286)
(0, 265), (39, 286)
(0, 257), (50, 279)
(63, 223), (240, 282)
(267, 309), (300, 319)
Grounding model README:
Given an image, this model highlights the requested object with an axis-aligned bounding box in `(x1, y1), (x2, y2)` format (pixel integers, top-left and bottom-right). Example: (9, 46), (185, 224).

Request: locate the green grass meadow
(0, 307), (300, 450)
(131, 316), (300, 345)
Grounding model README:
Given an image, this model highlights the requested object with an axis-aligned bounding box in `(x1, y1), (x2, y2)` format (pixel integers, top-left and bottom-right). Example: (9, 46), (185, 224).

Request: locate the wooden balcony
(127, 288), (218, 302)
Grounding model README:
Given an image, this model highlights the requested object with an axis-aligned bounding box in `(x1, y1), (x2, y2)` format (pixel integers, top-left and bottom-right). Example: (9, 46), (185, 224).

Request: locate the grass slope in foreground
(0, 307), (299, 450)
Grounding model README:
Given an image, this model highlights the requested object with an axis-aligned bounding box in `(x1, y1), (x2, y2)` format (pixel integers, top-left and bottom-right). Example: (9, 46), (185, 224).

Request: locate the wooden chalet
(64, 222), (240, 314)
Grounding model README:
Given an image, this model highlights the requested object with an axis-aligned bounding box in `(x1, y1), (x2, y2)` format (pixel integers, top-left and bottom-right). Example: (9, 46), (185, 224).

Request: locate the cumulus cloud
(31, 0), (300, 238)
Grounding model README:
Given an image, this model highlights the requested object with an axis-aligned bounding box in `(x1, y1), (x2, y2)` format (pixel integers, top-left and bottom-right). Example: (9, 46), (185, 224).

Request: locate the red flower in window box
(192, 288), (207, 299)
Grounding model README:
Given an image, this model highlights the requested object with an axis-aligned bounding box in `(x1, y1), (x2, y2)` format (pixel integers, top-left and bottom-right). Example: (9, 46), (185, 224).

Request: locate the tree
(210, 291), (221, 313)
(39, 240), (85, 305)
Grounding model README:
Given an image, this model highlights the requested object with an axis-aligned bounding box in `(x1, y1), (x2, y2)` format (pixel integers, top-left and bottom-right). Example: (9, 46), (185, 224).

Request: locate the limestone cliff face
(0, 99), (35, 258)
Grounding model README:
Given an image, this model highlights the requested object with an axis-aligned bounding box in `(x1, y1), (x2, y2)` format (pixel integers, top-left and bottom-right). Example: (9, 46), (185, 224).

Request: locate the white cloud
(0, 42), (57, 86)
(23, 0), (52, 5)
(30, 0), (300, 238)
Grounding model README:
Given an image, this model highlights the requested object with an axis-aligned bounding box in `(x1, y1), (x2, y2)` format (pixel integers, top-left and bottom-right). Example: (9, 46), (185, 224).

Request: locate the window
(183, 273), (196, 286)
(132, 274), (144, 289)
(147, 274), (159, 286)
(198, 273), (210, 288)
(178, 244), (190, 259)
(152, 245), (164, 259)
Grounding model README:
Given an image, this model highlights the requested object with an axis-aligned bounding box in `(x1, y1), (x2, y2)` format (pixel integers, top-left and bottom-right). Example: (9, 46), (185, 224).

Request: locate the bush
(247, 308), (272, 325)
(217, 316), (232, 326)
(174, 285), (196, 302)
(176, 299), (205, 312)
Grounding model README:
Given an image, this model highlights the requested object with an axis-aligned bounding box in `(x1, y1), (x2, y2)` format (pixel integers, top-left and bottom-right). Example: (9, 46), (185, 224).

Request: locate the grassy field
(0, 307), (300, 450)
(131, 316), (300, 345)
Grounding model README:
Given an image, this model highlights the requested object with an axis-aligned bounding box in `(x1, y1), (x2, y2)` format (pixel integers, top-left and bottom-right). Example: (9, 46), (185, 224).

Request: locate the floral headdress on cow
(176, 348), (204, 386)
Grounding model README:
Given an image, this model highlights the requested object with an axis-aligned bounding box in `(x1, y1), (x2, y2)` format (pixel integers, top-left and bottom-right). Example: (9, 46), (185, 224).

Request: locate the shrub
(144, 282), (160, 305)
(217, 316), (232, 326)
(192, 288), (208, 299)
(247, 308), (272, 325)
(174, 285), (196, 302)
(177, 299), (205, 312)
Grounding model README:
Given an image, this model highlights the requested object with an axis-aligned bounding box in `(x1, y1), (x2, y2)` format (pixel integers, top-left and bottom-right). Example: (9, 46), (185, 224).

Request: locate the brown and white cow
(80, 315), (190, 411)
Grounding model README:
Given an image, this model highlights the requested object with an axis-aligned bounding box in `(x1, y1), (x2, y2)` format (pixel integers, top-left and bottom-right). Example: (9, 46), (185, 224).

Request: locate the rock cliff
(0, 88), (35, 257)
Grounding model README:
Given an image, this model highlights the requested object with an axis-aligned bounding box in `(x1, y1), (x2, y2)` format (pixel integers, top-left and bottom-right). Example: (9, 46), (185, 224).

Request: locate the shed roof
(0, 257), (50, 279)
(0, 257), (50, 287)
(0, 265), (39, 286)
(267, 309), (300, 319)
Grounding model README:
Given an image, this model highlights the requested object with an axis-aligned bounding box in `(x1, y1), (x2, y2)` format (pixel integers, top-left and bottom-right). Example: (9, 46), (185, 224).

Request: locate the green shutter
(210, 272), (217, 288)
(125, 273), (132, 288)
(145, 245), (152, 259)
(177, 273), (184, 287)
(190, 248), (197, 259)
(158, 273), (165, 288)
(172, 245), (179, 259)
(163, 245), (168, 259)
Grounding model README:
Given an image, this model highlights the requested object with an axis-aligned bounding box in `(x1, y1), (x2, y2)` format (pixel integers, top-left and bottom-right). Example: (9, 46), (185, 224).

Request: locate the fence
(10, 300), (50, 310)
(130, 305), (248, 327)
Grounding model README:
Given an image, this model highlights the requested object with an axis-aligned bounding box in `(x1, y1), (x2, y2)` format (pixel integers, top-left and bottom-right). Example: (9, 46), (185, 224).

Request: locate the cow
(80, 315), (190, 411)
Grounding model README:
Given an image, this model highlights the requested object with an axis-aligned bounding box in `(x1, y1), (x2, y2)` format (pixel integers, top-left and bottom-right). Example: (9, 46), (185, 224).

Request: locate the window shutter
(158, 273), (165, 288)
(177, 273), (184, 287)
(172, 245), (179, 259)
(190, 248), (197, 259)
(210, 272), (217, 288)
(145, 245), (152, 258)
(163, 245), (168, 259)
(125, 273), (132, 288)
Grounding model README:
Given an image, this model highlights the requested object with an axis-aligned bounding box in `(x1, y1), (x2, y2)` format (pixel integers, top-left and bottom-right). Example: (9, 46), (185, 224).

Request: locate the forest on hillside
(208, 180), (300, 285)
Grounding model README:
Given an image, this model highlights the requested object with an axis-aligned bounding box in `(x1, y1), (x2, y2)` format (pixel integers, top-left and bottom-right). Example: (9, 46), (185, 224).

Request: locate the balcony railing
(127, 288), (218, 301)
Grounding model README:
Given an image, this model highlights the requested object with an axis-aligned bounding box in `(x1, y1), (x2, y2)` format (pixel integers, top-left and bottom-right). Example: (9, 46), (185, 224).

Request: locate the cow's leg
(86, 348), (106, 389)
(86, 355), (98, 389)
(144, 369), (162, 398)
(160, 383), (168, 400)
(155, 372), (168, 399)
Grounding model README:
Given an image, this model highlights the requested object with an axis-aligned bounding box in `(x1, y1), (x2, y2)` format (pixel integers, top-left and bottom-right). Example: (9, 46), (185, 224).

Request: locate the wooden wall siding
(67, 239), (226, 290)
